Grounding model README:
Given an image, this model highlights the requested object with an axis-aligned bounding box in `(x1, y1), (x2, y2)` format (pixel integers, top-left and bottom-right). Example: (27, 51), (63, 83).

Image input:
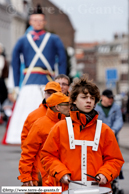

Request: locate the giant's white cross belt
(22, 32), (52, 86)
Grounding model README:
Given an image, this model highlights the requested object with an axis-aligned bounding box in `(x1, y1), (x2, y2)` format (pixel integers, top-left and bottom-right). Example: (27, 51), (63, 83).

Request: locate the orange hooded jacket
(41, 110), (124, 191)
(18, 107), (65, 185)
(21, 100), (47, 182)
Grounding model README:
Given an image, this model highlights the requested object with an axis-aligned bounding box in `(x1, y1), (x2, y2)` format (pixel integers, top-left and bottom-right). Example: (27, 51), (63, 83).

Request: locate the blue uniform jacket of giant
(12, 32), (67, 86)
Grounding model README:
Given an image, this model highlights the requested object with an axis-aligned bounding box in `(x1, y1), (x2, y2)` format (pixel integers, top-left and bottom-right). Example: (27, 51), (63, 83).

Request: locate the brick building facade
(96, 34), (129, 93)
(75, 42), (99, 82)
(76, 34), (129, 94)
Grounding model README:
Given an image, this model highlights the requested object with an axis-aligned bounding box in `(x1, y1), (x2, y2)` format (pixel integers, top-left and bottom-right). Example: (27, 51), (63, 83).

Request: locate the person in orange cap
(41, 75), (124, 193)
(21, 81), (61, 147)
(18, 92), (70, 187)
(20, 81), (61, 186)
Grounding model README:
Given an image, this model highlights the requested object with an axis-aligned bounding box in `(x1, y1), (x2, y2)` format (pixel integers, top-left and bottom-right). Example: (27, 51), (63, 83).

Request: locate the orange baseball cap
(46, 92), (69, 107)
(44, 81), (61, 92)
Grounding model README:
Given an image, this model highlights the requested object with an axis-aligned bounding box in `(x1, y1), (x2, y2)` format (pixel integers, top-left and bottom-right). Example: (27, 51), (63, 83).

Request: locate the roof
(75, 42), (99, 49)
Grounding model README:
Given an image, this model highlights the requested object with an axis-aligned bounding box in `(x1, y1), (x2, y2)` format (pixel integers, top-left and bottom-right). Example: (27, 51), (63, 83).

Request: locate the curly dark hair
(70, 74), (100, 105)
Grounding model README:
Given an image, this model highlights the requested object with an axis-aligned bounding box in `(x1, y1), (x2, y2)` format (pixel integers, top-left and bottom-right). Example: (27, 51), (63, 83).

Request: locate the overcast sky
(50, 0), (128, 43)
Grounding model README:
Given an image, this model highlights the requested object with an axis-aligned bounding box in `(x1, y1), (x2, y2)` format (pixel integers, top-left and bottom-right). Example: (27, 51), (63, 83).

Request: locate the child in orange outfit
(41, 75), (124, 192)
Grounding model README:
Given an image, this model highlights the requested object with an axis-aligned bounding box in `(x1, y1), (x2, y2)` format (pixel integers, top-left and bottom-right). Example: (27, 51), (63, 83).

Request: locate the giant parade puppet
(3, 5), (67, 144)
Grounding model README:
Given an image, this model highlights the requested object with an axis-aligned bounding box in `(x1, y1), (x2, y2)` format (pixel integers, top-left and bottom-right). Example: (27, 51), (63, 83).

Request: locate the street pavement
(0, 124), (21, 189)
(118, 122), (129, 194)
(119, 122), (129, 150)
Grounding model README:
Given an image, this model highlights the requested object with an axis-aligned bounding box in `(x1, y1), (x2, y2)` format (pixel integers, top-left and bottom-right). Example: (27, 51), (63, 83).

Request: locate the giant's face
(29, 14), (46, 30)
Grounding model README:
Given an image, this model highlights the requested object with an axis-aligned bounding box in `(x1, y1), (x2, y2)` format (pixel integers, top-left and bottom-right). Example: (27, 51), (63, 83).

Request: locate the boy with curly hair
(41, 75), (124, 192)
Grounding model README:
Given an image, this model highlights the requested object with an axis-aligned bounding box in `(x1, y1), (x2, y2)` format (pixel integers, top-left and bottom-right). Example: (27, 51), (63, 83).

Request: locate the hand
(32, 180), (38, 186)
(60, 174), (71, 184)
(22, 180), (33, 186)
(96, 174), (108, 185)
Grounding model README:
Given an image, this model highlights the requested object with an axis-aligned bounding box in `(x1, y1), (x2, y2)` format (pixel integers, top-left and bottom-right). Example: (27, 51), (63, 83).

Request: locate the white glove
(14, 86), (20, 99)
(15, 86), (19, 95)
(60, 174), (70, 184)
(96, 174), (108, 185)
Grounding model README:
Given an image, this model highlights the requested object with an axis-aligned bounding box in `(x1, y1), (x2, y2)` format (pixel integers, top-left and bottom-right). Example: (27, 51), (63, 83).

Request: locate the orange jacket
(41, 110), (124, 191)
(21, 100), (47, 181)
(18, 107), (65, 185)
(21, 101), (47, 148)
